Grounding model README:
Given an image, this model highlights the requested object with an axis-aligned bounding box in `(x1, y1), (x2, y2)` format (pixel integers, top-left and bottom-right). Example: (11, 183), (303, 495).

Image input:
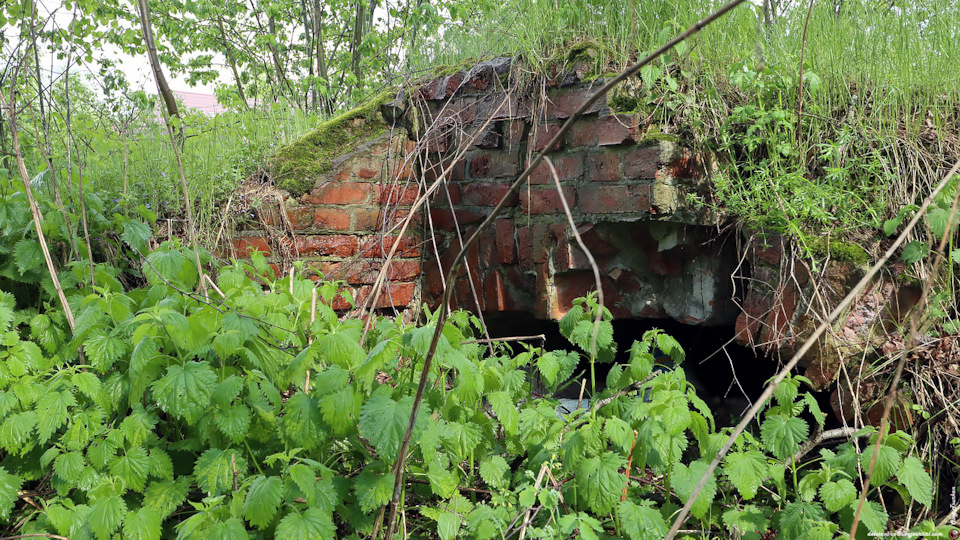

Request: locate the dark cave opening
(481, 311), (834, 428)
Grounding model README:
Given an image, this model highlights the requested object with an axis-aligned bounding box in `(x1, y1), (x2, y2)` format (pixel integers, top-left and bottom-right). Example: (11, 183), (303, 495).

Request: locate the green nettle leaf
(150, 361), (217, 424)
(773, 377), (799, 407)
(109, 446), (150, 492)
(901, 241), (930, 264)
(36, 390), (77, 443)
(275, 508), (335, 540)
(870, 444), (902, 484)
(604, 417), (635, 453)
(195, 448), (244, 496)
(537, 352), (559, 385)
(0, 292), (14, 332)
(853, 500), (889, 533)
(819, 478), (856, 512)
(723, 450), (767, 500)
(354, 467), (395, 514)
(55, 451), (85, 483)
(281, 392), (326, 450)
(0, 467), (23, 520)
(320, 387), (360, 435)
(671, 461), (718, 519)
(428, 460), (460, 498)
(0, 411), (37, 453)
(760, 415), (808, 459)
(205, 517), (248, 540)
(214, 405), (252, 443)
(244, 475), (283, 529)
(487, 391), (518, 435)
(897, 456), (933, 507)
(359, 388), (426, 461)
(143, 478), (191, 519)
(88, 495), (126, 540)
(479, 456), (509, 490)
(722, 505), (769, 536)
(13, 239), (43, 274)
(122, 219), (152, 253)
(121, 404), (157, 447)
(618, 500), (668, 540)
(123, 507), (161, 540)
(576, 452), (626, 515)
(319, 331), (365, 370)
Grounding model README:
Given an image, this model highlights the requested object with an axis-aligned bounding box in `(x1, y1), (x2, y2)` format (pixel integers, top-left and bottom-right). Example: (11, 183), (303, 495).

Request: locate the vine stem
(381, 1), (751, 536)
(666, 156), (960, 539)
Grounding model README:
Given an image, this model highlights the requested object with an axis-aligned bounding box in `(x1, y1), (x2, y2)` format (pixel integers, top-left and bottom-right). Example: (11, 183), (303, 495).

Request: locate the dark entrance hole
(482, 312), (783, 427)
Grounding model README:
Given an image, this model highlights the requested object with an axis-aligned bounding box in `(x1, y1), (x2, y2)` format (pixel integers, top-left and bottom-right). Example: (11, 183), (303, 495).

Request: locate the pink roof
(173, 90), (226, 115)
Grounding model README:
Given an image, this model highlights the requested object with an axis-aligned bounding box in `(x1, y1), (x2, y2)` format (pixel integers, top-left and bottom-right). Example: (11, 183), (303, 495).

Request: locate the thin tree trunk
(312, 0), (330, 113)
(215, 14), (249, 108)
(64, 61), (96, 288)
(136, 0), (182, 142)
(136, 0), (208, 298)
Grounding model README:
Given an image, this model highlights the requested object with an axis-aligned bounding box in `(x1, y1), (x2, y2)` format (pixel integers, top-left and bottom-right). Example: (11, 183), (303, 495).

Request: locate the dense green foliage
(0, 187), (950, 538)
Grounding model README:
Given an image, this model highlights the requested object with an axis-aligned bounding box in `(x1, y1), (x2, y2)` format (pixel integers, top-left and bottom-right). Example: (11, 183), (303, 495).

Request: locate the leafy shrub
(0, 189), (948, 538)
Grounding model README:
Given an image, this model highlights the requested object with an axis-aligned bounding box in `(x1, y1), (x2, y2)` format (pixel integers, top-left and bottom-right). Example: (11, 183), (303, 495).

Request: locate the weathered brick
(476, 92), (530, 120)
(495, 219), (516, 264)
(375, 281), (417, 308)
(462, 182), (518, 207)
(506, 121), (527, 146)
(429, 207), (485, 231)
(305, 182), (374, 205)
(580, 184), (651, 214)
(484, 271), (514, 311)
(295, 235), (359, 257)
(544, 86), (605, 119)
(470, 153), (520, 178)
(531, 123), (565, 152)
(234, 236), (271, 257)
(352, 208), (382, 231)
(554, 272), (622, 319)
(314, 207), (351, 230)
(423, 158), (466, 183)
(263, 206), (313, 230)
(425, 130), (450, 153)
(433, 98), (479, 124)
(346, 260), (423, 285)
(528, 155), (583, 184)
(359, 236), (422, 258)
(378, 183), (420, 205)
(517, 224), (551, 266)
(568, 119), (597, 148)
(597, 114), (635, 146)
(585, 153), (621, 182)
(357, 168), (380, 179)
(462, 122), (502, 149)
(624, 146), (660, 179)
(664, 150), (701, 179)
(520, 187), (577, 214)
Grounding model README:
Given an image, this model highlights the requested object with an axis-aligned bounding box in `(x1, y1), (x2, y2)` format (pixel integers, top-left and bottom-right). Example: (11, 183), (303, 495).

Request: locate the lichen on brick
(270, 89), (397, 196)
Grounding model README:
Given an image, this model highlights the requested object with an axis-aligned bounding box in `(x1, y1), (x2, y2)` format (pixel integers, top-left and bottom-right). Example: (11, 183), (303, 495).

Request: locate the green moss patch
(270, 89), (396, 196)
(806, 237), (870, 266)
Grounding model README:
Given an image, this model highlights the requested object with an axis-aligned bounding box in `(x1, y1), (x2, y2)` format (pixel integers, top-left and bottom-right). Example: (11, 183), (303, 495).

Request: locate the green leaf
(206, 517), (249, 540)
(0, 467), (23, 520)
(281, 392), (326, 450)
(85, 333), (129, 373)
(428, 460), (459, 498)
(819, 478), (855, 512)
(853, 500), (889, 533)
(537, 351), (559, 385)
(950, 248), (960, 265)
(871, 444), (902, 484)
(244, 476), (283, 529)
(902, 241), (930, 264)
(0, 292), (13, 332)
(214, 405), (252, 443)
(319, 388), (360, 435)
(604, 417), (635, 453)
(897, 456), (933, 507)
(760, 414), (808, 459)
(123, 507), (161, 540)
(487, 391), (518, 435)
(318, 331), (365, 370)
(88, 495), (126, 540)
(13, 239), (43, 275)
(0, 411), (37, 454)
(354, 467), (394, 514)
(36, 390), (77, 444)
(195, 448), (244, 496)
(150, 361), (217, 424)
(722, 505), (769, 536)
(618, 500), (668, 540)
(723, 450), (767, 500)
(55, 451), (85, 483)
(479, 456), (509, 490)
(122, 219), (152, 253)
(109, 446), (150, 491)
(576, 452), (625, 515)
(672, 461), (718, 519)
(359, 387), (426, 461)
(275, 508), (335, 540)
(143, 478), (191, 519)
